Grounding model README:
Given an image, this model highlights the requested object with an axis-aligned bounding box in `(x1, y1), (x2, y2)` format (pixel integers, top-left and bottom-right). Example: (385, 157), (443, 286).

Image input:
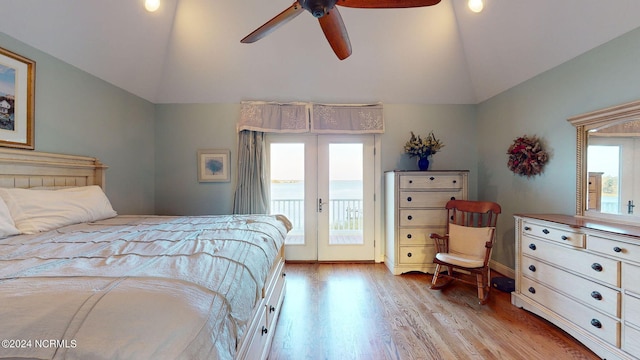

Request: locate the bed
(0, 148), (289, 360)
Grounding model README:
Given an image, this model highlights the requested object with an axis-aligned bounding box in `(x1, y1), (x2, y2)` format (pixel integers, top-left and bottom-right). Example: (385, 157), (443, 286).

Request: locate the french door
(267, 134), (375, 261)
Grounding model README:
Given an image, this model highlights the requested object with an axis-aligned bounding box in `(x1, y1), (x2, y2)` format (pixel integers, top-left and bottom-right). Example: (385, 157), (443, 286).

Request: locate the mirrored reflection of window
(587, 145), (620, 214)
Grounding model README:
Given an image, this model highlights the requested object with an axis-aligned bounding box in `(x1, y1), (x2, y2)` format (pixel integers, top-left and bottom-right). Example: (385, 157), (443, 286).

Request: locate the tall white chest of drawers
(384, 170), (468, 275)
(513, 214), (640, 360)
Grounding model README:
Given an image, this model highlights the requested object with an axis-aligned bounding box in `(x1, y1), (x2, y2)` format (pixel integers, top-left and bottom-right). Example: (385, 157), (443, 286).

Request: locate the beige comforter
(0, 214), (290, 360)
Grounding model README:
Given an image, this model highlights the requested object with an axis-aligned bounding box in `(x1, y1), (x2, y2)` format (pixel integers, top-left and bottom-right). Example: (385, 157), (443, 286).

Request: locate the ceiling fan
(241, 0), (441, 60)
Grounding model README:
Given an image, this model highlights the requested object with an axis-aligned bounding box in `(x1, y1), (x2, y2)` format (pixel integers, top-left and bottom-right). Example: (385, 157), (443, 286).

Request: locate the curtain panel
(232, 131), (269, 214)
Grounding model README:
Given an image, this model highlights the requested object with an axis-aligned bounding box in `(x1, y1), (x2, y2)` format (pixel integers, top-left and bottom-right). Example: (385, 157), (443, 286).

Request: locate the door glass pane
(329, 143), (363, 245)
(270, 143), (305, 245)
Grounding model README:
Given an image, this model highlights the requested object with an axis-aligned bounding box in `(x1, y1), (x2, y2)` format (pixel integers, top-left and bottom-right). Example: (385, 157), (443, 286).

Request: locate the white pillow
(0, 186), (117, 234)
(0, 196), (20, 238)
(448, 223), (494, 259)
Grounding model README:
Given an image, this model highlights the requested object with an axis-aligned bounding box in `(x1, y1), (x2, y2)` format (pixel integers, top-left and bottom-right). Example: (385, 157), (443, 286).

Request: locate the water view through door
(324, 143), (364, 246)
(268, 135), (374, 261)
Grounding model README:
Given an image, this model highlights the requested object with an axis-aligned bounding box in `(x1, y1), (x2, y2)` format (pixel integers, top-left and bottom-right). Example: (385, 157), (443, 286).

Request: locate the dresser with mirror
(512, 100), (640, 360)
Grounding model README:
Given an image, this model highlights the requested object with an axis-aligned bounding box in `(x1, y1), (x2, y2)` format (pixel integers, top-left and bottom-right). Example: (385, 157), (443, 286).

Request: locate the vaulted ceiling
(2, 0), (640, 104)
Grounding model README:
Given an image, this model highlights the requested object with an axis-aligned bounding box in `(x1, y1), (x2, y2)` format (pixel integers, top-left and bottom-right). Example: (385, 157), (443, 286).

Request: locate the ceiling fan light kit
(241, 0), (441, 60)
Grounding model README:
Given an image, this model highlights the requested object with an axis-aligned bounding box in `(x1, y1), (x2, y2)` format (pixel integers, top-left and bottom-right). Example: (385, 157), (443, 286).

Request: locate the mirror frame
(568, 99), (640, 222)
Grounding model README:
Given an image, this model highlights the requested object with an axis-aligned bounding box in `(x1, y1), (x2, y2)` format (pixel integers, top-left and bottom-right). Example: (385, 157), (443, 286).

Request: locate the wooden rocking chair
(430, 200), (501, 304)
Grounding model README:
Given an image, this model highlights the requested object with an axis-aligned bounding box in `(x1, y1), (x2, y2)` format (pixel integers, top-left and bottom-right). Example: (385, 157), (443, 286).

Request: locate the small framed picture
(0, 46), (35, 149)
(197, 149), (231, 182)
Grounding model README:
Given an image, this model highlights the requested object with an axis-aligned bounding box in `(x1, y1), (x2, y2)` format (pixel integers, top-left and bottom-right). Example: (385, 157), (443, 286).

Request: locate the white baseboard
(490, 260), (514, 279)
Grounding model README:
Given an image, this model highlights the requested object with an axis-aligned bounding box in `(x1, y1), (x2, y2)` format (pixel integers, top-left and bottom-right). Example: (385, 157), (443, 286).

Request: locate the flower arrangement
(507, 135), (549, 177)
(404, 131), (444, 159)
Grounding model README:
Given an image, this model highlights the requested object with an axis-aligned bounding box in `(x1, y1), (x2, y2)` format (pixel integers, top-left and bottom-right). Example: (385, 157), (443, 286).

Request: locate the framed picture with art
(0, 46), (35, 149)
(198, 149), (231, 182)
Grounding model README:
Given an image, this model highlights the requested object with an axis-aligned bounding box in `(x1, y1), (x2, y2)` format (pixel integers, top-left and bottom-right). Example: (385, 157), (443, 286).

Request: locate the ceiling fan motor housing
(300, 0), (338, 18)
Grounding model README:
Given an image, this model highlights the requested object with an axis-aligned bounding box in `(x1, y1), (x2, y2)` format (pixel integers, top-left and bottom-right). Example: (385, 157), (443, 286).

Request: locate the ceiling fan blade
(241, 2), (304, 43)
(336, 0), (441, 8)
(318, 7), (352, 60)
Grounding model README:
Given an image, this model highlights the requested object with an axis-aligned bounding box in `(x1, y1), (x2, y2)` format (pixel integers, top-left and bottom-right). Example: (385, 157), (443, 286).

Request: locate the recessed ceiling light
(145, 0), (160, 12)
(468, 0), (484, 13)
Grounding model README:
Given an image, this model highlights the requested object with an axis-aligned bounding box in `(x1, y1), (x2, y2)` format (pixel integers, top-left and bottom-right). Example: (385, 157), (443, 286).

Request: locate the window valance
(238, 101), (384, 134)
(238, 101), (309, 133)
(311, 103), (384, 134)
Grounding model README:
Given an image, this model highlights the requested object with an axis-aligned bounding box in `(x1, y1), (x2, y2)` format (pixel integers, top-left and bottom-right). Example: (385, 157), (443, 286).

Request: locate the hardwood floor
(269, 263), (600, 360)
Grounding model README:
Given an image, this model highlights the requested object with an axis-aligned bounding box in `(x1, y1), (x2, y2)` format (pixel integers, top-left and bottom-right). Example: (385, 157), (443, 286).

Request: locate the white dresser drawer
(522, 255), (620, 317)
(521, 276), (620, 346)
(399, 227), (443, 245)
(399, 190), (462, 208)
(522, 221), (585, 248)
(399, 245), (435, 265)
(523, 236), (620, 287)
(623, 324), (640, 356)
(399, 174), (463, 190)
(624, 293), (640, 327)
(399, 209), (447, 227)
(588, 235), (640, 263)
(623, 263), (640, 294)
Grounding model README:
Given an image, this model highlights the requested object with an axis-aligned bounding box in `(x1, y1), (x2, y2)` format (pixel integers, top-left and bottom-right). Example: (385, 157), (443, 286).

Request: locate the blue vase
(417, 157), (430, 171)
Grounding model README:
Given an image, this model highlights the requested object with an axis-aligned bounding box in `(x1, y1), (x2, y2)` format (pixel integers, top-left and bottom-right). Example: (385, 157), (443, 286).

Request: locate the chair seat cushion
(435, 252), (484, 268)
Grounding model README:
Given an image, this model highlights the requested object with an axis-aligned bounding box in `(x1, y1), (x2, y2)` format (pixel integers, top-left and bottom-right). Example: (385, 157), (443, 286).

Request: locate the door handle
(628, 200), (635, 214)
(318, 198), (323, 212)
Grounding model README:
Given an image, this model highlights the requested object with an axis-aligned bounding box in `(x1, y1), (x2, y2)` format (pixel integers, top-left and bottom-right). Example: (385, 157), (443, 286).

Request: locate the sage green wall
(153, 103), (478, 216)
(381, 104), (478, 201)
(154, 103), (238, 215)
(0, 33), (156, 214)
(477, 27), (640, 269)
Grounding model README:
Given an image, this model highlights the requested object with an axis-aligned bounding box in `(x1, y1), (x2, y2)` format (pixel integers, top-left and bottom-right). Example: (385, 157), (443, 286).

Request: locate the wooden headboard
(0, 148), (107, 189)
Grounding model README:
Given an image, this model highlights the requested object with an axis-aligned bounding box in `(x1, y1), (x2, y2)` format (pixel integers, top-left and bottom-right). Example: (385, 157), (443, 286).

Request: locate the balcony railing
(271, 199), (363, 232)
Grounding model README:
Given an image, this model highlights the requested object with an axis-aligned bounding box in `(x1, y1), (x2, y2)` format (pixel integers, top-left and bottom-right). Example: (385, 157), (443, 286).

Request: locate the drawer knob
(613, 246), (622, 253)
(407, 252), (412, 258)
(542, 229), (550, 234)
(407, 196), (412, 202)
(528, 265), (536, 272)
(528, 287), (536, 294)
(407, 233), (412, 239)
(429, 177), (435, 181)
(452, 180), (457, 184)
(590, 291), (602, 301)
(261, 326), (268, 335)
(561, 235), (569, 240)
(590, 319), (602, 329)
(591, 263), (603, 272)
(524, 226), (532, 231)
(407, 215), (413, 220)
(528, 243), (537, 251)
(409, 180), (413, 184)
(450, 196), (456, 200)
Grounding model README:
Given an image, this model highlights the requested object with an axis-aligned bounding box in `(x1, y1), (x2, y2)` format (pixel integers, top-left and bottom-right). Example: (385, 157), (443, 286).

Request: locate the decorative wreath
(507, 135), (549, 177)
